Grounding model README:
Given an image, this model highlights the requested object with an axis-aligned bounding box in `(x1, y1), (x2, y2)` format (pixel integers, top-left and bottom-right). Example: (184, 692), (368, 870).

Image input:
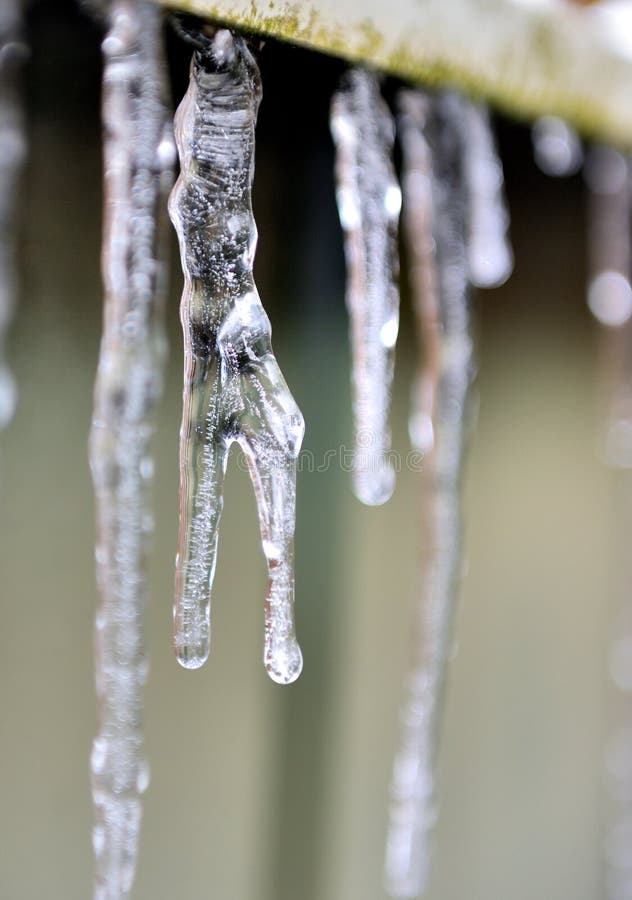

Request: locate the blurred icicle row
(88, 2), (174, 897)
(169, 24), (304, 684)
(0, 0), (27, 427)
(331, 67), (401, 506)
(385, 90), (477, 899)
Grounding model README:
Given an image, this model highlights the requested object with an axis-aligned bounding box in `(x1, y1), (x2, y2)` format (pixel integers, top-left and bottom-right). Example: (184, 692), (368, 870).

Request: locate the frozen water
(460, 100), (513, 288)
(330, 68), (401, 506)
(386, 90), (475, 900)
(88, 2), (174, 897)
(0, 0), (27, 428)
(584, 146), (632, 467)
(532, 115), (583, 177)
(169, 25), (304, 684)
(585, 146), (631, 329)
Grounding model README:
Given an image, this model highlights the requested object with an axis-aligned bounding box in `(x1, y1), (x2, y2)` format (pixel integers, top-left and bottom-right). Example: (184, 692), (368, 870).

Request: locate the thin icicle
(330, 68), (401, 506)
(88, 2), (174, 897)
(585, 147), (632, 331)
(584, 148), (632, 899)
(169, 24), (304, 684)
(532, 115), (583, 177)
(584, 146), (632, 468)
(385, 90), (475, 900)
(459, 100), (513, 289)
(397, 91), (438, 457)
(604, 513), (632, 900)
(0, 0), (27, 427)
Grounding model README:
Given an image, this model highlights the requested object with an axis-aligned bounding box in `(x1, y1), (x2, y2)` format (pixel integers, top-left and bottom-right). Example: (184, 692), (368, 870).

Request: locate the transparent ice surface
(532, 115), (583, 177)
(88, 2), (174, 897)
(330, 68), (401, 506)
(0, 0), (27, 427)
(459, 100), (513, 289)
(386, 90), (475, 900)
(169, 27), (304, 685)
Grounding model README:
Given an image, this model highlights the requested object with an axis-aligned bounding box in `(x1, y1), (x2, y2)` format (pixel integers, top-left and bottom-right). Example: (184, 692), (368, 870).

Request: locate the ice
(583, 146), (632, 467)
(330, 67), (401, 506)
(0, 0), (27, 428)
(385, 90), (475, 900)
(169, 24), (304, 685)
(88, 2), (174, 897)
(459, 100), (513, 288)
(532, 115), (583, 177)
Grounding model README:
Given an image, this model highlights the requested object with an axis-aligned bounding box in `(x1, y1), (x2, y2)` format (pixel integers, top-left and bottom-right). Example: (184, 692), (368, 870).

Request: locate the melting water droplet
(532, 115), (583, 177)
(385, 90), (475, 900)
(88, 2), (174, 897)
(169, 25), (304, 685)
(330, 68), (400, 506)
(0, 0), (26, 430)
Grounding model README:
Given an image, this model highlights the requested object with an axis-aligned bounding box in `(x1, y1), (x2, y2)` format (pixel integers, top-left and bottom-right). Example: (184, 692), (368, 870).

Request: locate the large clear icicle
(88, 2), (174, 897)
(532, 115), (583, 177)
(0, 0), (27, 427)
(385, 90), (475, 900)
(460, 100), (513, 289)
(169, 25), (304, 684)
(330, 68), (401, 506)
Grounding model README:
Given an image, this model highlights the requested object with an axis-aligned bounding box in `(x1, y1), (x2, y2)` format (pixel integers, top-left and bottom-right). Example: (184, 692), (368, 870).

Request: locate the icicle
(385, 90), (475, 900)
(330, 68), (401, 506)
(169, 25), (304, 685)
(0, 0), (27, 427)
(532, 115), (583, 177)
(583, 147), (632, 899)
(584, 146), (632, 467)
(88, 2), (174, 897)
(459, 100), (513, 289)
(585, 147), (632, 331)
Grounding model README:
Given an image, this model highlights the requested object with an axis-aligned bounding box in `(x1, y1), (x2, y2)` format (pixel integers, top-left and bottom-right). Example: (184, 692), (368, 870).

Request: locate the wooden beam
(155, 0), (632, 147)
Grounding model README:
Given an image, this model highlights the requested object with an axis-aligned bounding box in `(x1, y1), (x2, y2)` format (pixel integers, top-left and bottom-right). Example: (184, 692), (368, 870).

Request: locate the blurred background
(0, 1), (623, 898)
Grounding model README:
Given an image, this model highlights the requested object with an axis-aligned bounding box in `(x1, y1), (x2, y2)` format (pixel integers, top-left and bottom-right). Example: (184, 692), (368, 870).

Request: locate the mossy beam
(155, 0), (632, 147)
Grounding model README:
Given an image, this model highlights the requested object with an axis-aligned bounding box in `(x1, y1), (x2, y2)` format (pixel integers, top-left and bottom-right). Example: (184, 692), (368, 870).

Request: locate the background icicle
(0, 0), (27, 427)
(330, 67), (401, 506)
(169, 25), (305, 685)
(460, 100), (513, 289)
(532, 115), (583, 177)
(584, 147), (632, 467)
(385, 90), (476, 900)
(583, 145), (632, 899)
(88, 2), (174, 897)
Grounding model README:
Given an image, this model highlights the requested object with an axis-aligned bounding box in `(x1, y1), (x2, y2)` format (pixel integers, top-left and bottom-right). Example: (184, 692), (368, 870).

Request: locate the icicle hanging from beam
(0, 0), (27, 427)
(330, 67), (401, 506)
(532, 116), (583, 177)
(461, 100), (513, 290)
(385, 89), (477, 900)
(88, 2), (174, 897)
(583, 145), (632, 900)
(169, 22), (304, 684)
(584, 146), (632, 466)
